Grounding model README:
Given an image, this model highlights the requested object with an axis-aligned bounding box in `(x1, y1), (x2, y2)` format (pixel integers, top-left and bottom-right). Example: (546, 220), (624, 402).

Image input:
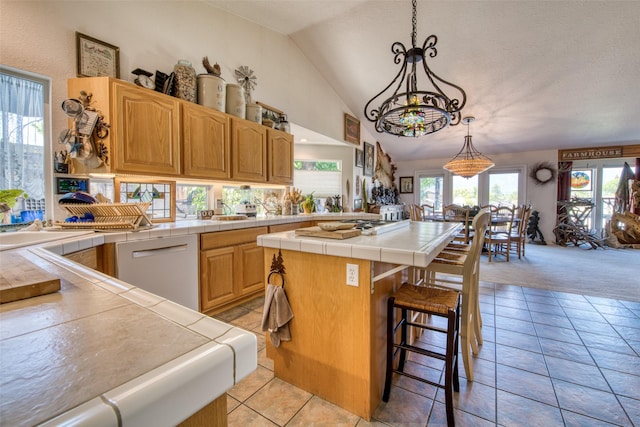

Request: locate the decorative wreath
(530, 161), (557, 186)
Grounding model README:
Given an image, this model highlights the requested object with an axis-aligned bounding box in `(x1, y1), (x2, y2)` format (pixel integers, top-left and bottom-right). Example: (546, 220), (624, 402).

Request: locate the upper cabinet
(113, 82), (181, 176)
(182, 102), (231, 180)
(231, 118), (267, 182)
(67, 77), (292, 184)
(267, 128), (294, 185)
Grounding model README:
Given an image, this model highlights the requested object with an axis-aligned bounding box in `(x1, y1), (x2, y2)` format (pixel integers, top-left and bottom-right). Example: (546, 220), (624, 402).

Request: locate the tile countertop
(257, 220), (463, 267)
(0, 213), (378, 426)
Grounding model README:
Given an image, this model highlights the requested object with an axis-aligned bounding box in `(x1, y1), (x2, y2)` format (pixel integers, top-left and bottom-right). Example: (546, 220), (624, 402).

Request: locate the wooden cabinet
(182, 103), (231, 179)
(67, 77), (293, 183)
(200, 227), (267, 314)
(113, 81), (181, 176)
(268, 221), (312, 233)
(231, 118), (267, 182)
(267, 128), (294, 185)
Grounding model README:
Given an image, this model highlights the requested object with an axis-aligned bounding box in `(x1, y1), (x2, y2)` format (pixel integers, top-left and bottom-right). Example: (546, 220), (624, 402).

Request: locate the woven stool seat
(393, 284), (460, 316)
(384, 283), (462, 426)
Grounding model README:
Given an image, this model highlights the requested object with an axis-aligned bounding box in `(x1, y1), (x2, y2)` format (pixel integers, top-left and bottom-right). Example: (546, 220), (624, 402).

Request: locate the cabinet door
(235, 242), (264, 297)
(268, 129), (294, 185)
(113, 82), (181, 175)
(182, 103), (231, 179)
(231, 118), (267, 182)
(200, 246), (236, 312)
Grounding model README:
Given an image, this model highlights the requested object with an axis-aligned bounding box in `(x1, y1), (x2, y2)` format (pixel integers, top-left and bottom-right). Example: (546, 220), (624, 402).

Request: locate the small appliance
(235, 185), (257, 217)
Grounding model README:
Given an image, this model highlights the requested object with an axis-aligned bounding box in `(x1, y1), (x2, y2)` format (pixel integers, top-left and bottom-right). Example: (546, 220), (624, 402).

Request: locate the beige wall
(0, 0), (358, 148)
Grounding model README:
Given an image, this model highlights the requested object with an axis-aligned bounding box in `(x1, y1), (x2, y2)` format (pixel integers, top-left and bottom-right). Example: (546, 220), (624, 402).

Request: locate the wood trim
(178, 393), (226, 427)
(200, 227), (268, 250)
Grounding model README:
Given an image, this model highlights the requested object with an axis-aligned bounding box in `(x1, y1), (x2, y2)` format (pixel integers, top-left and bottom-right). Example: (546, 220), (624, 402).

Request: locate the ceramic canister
(225, 84), (246, 119)
(246, 103), (262, 124)
(197, 74), (226, 112)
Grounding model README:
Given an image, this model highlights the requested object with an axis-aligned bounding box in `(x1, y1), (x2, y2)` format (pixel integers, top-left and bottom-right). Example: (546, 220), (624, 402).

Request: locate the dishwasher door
(116, 234), (198, 311)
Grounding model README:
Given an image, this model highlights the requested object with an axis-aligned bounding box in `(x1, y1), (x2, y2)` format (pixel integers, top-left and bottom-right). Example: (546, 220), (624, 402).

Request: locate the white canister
(197, 74), (226, 112)
(225, 84), (246, 119)
(246, 103), (262, 124)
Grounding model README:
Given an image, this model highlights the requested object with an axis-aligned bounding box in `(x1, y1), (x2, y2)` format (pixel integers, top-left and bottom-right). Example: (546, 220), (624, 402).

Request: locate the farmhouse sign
(559, 147), (622, 161)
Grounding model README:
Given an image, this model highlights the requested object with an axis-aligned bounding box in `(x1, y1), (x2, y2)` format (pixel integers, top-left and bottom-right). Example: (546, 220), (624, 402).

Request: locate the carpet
(479, 243), (640, 302)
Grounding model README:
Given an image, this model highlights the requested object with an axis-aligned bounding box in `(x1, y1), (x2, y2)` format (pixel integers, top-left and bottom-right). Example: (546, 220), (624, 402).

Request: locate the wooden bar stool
(383, 283), (461, 426)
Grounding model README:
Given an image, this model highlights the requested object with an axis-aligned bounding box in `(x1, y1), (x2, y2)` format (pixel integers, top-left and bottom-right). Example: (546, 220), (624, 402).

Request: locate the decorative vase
(291, 203), (299, 215)
(225, 84), (246, 119)
(197, 74), (226, 112)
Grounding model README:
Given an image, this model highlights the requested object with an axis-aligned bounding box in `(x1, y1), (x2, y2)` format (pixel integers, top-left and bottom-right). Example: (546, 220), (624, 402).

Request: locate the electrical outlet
(346, 263), (359, 287)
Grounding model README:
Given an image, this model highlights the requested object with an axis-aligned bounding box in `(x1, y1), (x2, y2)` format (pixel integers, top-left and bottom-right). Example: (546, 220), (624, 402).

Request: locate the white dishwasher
(116, 234), (199, 311)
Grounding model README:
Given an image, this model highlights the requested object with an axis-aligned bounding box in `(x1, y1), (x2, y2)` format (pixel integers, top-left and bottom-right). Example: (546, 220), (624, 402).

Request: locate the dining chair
(509, 204), (532, 259)
(408, 204), (422, 221)
(443, 204), (471, 243)
(486, 205), (516, 262)
(421, 202), (435, 220)
(417, 208), (491, 382)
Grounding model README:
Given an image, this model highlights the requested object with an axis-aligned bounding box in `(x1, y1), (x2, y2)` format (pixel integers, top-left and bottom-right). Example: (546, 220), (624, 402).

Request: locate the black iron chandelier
(363, 0), (467, 137)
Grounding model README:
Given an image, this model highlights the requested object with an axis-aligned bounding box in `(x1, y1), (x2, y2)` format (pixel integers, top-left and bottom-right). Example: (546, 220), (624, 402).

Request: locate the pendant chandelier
(443, 116), (494, 178)
(363, 0), (467, 137)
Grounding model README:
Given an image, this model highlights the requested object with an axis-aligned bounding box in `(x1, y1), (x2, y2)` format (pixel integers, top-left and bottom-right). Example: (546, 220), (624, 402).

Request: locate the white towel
(261, 284), (294, 347)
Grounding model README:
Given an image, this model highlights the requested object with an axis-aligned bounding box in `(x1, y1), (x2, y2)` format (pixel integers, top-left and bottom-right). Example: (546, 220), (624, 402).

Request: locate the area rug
(479, 243), (640, 302)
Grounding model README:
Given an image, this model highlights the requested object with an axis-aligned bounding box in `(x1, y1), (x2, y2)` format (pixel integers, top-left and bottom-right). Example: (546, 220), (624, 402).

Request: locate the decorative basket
(56, 202), (152, 231)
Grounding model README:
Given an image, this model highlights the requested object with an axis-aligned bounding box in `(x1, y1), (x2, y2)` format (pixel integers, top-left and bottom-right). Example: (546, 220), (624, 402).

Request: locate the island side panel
(263, 249), (375, 419)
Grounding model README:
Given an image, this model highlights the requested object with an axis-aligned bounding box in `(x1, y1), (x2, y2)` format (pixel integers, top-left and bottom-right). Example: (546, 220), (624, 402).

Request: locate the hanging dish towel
(261, 284), (294, 348)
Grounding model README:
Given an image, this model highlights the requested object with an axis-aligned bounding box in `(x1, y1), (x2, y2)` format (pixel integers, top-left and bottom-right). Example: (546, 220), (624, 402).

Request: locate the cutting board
(0, 252), (61, 304)
(295, 226), (361, 239)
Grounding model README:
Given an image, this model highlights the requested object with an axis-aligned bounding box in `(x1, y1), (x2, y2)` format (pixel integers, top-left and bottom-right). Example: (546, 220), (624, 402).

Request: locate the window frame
(0, 65), (52, 222)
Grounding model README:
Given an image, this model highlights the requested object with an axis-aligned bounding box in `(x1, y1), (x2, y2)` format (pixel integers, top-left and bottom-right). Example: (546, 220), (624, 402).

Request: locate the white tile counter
(0, 213), (378, 426)
(257, 220), (462, 267)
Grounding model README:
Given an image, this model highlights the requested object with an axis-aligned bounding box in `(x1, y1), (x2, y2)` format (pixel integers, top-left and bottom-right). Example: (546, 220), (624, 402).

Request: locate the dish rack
(56, 202), (152, 231)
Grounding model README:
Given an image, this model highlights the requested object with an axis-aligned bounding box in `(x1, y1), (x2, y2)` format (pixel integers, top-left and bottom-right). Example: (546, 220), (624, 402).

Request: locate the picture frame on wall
(344, 113), (360, 145)
(364, 142), (374, 177)
(399, 176), (414, 194)
(355, 148), (364, 168)
(76, 32), (120, 78)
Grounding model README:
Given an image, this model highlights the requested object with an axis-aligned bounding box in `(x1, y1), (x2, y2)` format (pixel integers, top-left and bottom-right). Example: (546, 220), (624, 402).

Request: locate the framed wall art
(76, 32), (120, 78)
(344, 113), (360, 145)
(399, 176), (414, 194)
(115, 177), (175, 222)
(355, 148), (364, 168)
(364, 142), (374, 177)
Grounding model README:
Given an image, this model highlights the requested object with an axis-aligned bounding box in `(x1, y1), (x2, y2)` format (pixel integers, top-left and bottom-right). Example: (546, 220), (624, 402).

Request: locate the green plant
(301, 192), (315, 212)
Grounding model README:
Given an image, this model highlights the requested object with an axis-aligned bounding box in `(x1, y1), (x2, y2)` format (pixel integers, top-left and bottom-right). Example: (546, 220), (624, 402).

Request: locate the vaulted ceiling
(206, 0), (640, 161)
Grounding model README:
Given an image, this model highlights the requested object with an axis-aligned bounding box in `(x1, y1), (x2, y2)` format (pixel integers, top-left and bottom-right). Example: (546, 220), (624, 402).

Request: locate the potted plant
(301, 193), (315, 214)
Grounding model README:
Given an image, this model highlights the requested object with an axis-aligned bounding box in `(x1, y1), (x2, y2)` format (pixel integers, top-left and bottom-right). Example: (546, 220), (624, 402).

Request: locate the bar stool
(383, 284), (461, 426)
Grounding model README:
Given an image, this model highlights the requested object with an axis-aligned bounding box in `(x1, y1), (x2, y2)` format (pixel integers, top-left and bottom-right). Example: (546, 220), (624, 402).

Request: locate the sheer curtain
(0, 72), (45, 201)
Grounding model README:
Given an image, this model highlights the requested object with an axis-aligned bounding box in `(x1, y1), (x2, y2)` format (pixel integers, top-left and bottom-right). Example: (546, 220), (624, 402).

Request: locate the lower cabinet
(200, 227), (267, 314)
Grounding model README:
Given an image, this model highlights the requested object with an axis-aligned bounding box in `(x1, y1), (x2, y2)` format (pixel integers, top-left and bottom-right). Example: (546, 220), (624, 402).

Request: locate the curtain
(556, 161), (572, 202)
(0, 73), (45, 201)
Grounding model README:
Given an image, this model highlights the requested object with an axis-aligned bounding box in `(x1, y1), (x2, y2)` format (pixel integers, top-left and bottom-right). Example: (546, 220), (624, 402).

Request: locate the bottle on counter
(173, 60), (197, 103)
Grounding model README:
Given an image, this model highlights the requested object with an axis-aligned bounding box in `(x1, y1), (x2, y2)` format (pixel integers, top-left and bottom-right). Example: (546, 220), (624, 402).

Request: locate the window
(176, 184), (212, 220)
(452, 175), (478, 206)
(221, 185), (283, 216)
(1, 69), (48, 222)
(417, 174), (444, 211)
(293, 160), (341, 198)
(488, 171), (520, 207)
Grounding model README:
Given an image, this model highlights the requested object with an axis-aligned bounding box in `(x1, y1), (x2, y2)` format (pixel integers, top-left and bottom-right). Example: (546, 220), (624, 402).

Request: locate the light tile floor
(214, 282), (640, 426)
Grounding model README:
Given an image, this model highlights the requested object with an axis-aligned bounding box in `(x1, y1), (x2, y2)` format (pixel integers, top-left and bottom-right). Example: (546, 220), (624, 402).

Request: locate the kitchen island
(257, 220), (461, 420)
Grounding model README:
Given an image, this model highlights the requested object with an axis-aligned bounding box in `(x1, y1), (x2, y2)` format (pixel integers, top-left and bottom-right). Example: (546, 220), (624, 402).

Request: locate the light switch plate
(346, 263), (359, 287)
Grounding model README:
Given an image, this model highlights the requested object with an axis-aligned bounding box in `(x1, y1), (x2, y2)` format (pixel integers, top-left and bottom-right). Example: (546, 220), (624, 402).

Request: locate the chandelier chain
(411, 0), (417, 48)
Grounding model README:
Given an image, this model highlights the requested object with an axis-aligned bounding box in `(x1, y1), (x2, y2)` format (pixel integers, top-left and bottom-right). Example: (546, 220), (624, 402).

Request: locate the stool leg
(459, 290), (474, 382)
(445, 307), (458, 427)
(398, 308), (408, 372)
(382, 297), (395, 402)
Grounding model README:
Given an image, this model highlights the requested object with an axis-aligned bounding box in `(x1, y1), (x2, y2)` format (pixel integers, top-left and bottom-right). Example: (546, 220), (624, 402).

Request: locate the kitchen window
(1, 68), (49, 222)
(293, 160), (342, 198)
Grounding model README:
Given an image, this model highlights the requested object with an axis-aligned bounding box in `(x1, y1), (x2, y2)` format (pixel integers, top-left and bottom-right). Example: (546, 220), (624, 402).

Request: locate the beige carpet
(479, 243), (640, 302)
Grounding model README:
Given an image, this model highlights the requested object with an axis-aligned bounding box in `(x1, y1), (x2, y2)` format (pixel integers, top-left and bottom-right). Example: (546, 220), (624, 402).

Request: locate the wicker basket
(56, 202), (152, 231)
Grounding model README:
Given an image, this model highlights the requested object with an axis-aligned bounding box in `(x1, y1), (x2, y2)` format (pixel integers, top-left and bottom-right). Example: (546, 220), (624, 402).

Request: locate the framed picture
(76, 32), (120, 78)
(115, 177), (176, 223)
(399, 176), (414, 194)
(355, 148), (364, 168)
(344, 113), (360, 145)
(364, 142), (374, 177)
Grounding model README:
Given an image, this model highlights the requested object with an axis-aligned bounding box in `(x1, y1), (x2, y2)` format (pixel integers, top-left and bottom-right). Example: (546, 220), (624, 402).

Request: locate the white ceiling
(206, 0), (640, 161)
